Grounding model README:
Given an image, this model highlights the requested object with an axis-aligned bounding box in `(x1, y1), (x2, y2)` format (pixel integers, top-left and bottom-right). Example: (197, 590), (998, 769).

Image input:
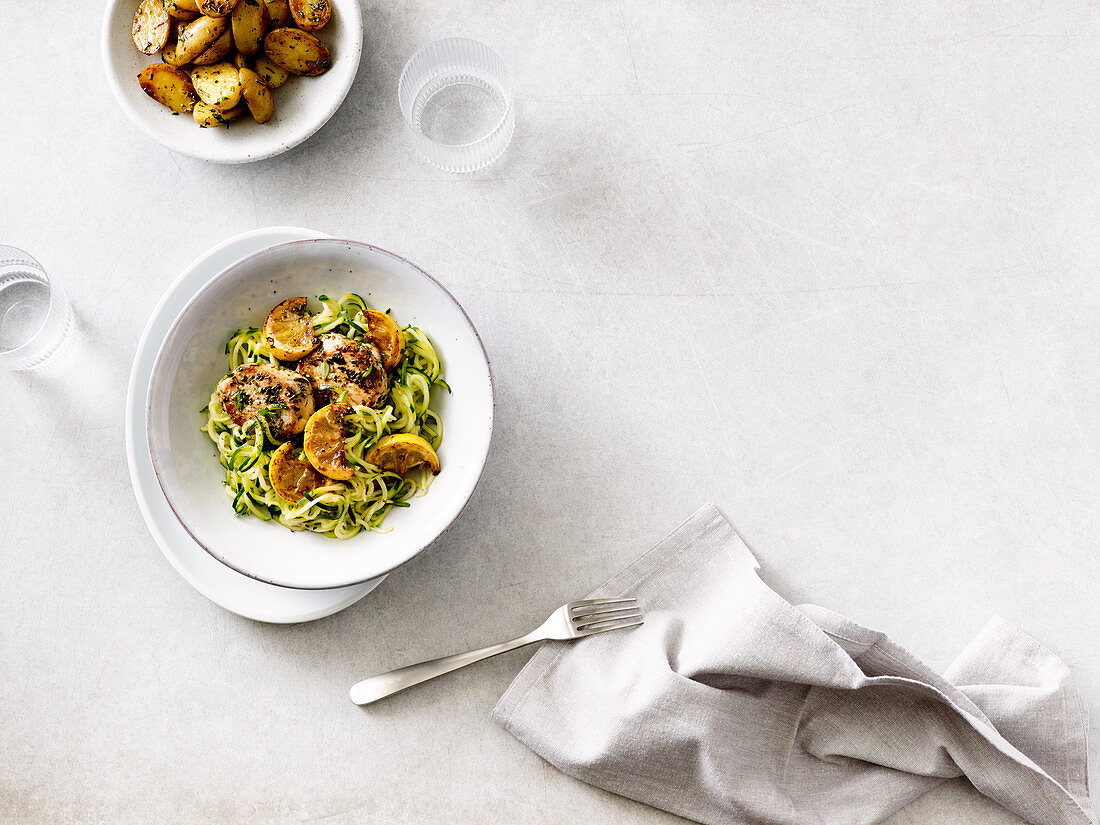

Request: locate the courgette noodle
(201, 292), (448, 539)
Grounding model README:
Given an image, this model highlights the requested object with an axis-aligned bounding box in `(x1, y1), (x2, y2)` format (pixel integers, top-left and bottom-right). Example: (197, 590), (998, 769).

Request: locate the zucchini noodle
(201, 293), (449, 539)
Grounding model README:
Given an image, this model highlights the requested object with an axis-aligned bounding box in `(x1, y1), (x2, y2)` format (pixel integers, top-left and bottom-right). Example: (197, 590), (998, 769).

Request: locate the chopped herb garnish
(258, 403), (289, 419)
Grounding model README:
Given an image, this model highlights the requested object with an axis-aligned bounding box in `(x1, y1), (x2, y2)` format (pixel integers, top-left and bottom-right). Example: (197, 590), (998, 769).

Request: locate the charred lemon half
(362, 309), (404, 371)
(303, 403), (355, 480)
(263, 297), (319, 361)
(366, 433), (440, 476)
(269, 442), (331, 502)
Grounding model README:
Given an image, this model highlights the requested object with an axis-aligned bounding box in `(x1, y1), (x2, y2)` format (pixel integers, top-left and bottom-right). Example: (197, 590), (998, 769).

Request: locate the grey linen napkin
(493, 504), (1094, 825)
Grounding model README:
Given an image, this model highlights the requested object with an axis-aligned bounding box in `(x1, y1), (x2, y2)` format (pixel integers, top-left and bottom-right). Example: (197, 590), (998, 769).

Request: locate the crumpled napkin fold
(493, 504), (1093, 825)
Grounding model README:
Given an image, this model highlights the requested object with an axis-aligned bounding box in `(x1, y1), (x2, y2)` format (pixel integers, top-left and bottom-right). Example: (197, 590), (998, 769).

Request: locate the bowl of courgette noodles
(145, 238), (494, 590)
(203, 293), (448, 539)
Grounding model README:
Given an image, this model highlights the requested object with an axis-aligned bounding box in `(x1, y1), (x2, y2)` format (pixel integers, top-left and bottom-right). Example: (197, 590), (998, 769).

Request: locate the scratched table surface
(2, 1), (1097, 823)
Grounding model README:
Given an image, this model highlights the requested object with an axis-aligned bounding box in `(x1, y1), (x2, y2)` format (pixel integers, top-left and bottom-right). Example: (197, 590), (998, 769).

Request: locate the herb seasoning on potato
(130, 0), (333, 128)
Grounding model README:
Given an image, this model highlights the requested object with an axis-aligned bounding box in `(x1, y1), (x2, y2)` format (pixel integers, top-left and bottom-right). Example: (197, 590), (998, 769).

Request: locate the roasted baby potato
(263, 0), (292, 26)
(263, 27), (331, 76)
(193, 101), (244, 126)
(164, 0), (200, 17)
(138, 64), (199, 113)
(163, 0), (199, 20)
(175, 14), (228, 64)
(198, 0), (239, 16)
(289, 0), (330, 32)
(239, 67), (275, 122)
(191, 62), (243, 110)
(192, 27), (233, 65)
(254, 54), (289, 87)
(362, 310), (404, 371)
(132, 0), (171, 54)
(231, 0), (269, 55)
(160, 31), (189, 66)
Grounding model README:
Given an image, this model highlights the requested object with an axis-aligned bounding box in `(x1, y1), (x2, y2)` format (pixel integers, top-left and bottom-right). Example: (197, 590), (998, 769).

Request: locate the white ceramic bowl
(146, 239), (494, 589)
(101, 0), (362, 163)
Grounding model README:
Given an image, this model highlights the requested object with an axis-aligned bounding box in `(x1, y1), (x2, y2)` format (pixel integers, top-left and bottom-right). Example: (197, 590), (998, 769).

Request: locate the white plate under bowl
(146, 238), (494, 590)
(101, 0), (362, 163)
(126, 227), (383, 622)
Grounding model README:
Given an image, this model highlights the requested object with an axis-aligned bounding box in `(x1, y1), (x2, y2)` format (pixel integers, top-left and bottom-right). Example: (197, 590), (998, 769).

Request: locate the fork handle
(349, 630), (545, 705)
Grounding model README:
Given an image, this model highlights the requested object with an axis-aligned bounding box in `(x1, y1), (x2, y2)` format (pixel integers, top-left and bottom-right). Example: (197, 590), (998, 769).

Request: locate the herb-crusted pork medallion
(297, 334), (389, 407)
(215, 363), (315, 440)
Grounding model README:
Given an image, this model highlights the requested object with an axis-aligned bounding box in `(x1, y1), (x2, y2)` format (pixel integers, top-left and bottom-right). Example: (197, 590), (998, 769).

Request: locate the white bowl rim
(145, 237), (495, 588)
(100, 0), (363, 164)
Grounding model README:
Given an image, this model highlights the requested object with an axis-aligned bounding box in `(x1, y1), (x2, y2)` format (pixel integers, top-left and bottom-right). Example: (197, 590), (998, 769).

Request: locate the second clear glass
(398, 38), (515, 174)
(0, 245), (73, 371)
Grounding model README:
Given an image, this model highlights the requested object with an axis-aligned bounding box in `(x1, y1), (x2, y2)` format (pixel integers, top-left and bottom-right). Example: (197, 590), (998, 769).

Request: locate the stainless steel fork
(349, 597), (643, 705)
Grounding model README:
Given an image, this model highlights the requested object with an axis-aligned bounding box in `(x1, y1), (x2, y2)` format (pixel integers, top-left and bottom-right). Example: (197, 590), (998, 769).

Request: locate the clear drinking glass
(398, 38), (515, 173)
(0, 245), (73, 370)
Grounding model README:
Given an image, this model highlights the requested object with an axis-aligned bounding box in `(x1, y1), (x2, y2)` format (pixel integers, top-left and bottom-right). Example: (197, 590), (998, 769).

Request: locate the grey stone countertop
(1, 1), (1096, 822)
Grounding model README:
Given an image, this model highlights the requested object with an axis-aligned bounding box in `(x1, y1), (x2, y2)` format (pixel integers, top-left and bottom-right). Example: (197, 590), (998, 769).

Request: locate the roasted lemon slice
(263, 297), (320, 361)
(366, 433), (440, 476)
(269, 442), (330, 502)
(303, 403), (355, 480)
(362, 309), (404, 371)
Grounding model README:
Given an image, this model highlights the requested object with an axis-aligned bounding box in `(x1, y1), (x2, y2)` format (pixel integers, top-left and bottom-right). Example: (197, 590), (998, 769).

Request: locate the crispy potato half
(362, 310), (404, 371)
(239, 67), (276, 123)
(191, 27), (233, 65)
(191, 62), (243, 110)
(193, 101), (244, 126)
(161, 35), (188, 67)
(254, 54), (289, 87)
(263, 0), (292, 27)
(231, 0), (269, 55)
(163, 0), (199, 18)
(263, 297), (316, 359)
(289, 0), (330, 32)
(175, 14), (228, 64)
(132, 0), (171, 54)
(303, 404), (355, 481)
(198, 0), (239, 16)
(264, 27), (331, 76)
(138, 64), (199, 113)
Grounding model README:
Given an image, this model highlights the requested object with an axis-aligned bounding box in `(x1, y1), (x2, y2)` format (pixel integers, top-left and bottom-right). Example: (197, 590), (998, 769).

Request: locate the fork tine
(567, 602), (638, 616)
(571, 605), (640, 622)
(576, 617), (644, 636)
(570, 601), (638, 618)
(574, 609), (642, 630)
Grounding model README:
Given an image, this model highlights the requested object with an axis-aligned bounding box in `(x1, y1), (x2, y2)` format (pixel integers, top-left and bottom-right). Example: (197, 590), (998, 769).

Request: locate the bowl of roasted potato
(102, 0), (362, 162)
